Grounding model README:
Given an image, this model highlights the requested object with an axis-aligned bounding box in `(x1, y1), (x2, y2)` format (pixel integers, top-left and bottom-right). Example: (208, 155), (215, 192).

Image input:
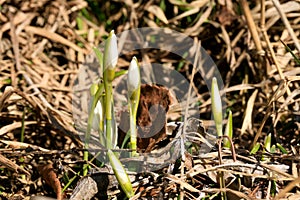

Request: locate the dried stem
(272, 0), (300, 53)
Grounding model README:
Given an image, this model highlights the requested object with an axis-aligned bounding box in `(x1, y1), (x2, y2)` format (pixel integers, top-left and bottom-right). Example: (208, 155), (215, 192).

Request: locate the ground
(0, 0), (300, 199)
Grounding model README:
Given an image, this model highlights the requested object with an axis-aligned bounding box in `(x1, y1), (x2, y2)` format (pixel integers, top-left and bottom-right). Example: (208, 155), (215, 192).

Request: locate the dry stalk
(272, 0), (300, 53)
(260, 0), (291, 96)
(179, 39), (201, 200)
(275, 176), (300, 200)
(240, 0), (264, 55)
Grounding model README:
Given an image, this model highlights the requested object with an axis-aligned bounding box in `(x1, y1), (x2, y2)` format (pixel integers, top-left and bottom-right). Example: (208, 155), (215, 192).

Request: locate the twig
(8, 13), (19, 87)
(240, 0), (264, 55)
(25, 26), (89, 54)
(260, 0), (291, 96)
(251, 80), (288, 148)
(275, 176), (300, 200)
(179, 38), (201, 200)
(0, 154), (30, 175)
(10, 15), (76, 141)
(240, 0), (266, 82)
(9, 19), (58, 113)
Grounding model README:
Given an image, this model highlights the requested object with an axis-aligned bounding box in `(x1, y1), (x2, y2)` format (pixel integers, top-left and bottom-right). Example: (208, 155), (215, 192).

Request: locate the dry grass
(0, 0), (299, 199)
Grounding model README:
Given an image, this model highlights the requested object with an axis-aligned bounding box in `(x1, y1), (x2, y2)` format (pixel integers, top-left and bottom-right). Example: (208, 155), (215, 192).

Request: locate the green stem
(84, 83), (104, 176)
(129, 108), (137, 156)
(104, 69), (114, 149)
(129, 89), (140, 156)
(83, 104), (94, 176)
(224, 110), (233, 148)
(106, 119), (113, 149)
(218, 171), (227, 200)
(63, 151), (101, 193)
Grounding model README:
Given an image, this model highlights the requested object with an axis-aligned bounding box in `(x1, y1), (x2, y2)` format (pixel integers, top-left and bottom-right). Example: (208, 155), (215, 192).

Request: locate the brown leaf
(118, 84), (172, 153)
(184, 152), (194, 171)
(137, 84), (172, 152)
(146, 5), (168, 24)
(37, 163), (62, 200)
(217, 6), (237, 26)
(241, 89), (258, 135)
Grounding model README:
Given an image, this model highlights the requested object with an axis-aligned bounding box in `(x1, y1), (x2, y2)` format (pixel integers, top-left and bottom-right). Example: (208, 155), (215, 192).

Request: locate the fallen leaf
(37, 163), (62, 200)
(146, 5), (168, 24)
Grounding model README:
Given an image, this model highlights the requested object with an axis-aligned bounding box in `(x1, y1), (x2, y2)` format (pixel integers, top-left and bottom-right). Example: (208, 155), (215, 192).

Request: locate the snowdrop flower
(127, 57), (140, 156)
(103, 30), (118, 81)
(127, 57), (140, 99)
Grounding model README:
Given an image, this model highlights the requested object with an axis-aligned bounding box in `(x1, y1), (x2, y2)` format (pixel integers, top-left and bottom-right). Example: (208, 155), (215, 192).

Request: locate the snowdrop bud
(107, 149), (134, 198)
(127, 57), (140, 97)
(211, 77), (223, 137)
(92, 100), (103, 131)
(103, 30), (118, 71)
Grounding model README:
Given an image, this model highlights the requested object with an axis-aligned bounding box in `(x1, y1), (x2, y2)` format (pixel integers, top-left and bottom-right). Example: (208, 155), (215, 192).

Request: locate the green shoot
(262, 133), (271, 161)
(224, 110), (233, 148)
(250, 142), (261, 155)
(211, 77), (226, 200)
(211, 77), (223, 137)
(103, 30), (118, 149)
(127, 57), (141, 156)
(276, 143), (288, 154)
(90, 30), (134, 197)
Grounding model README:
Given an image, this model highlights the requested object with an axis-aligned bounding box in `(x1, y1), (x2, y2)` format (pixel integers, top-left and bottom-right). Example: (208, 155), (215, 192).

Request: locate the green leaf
(107, 150), (134, 198)
(276, 143), (288, 154)
(262, 133), (272, 161)
(280, 39), (300, 64)
(224, 110), (233, 148)
(76, 15), (84, 30)
(264, 133), (272, 152)
(270, 144), (276, 153)
(114, 69), (127, 78)
(93, 46), (103, 74)
(250, 143), (260, 155)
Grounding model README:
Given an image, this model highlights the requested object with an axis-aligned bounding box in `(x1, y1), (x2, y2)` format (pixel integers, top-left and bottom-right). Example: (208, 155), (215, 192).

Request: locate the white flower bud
(127, 57), (140, 96)
(211, 77), (223, 137)
(103, 30), (118, 70)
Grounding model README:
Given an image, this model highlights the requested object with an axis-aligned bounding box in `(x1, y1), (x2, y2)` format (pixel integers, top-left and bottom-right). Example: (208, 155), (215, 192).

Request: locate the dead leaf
(241, 89), (258, 135)
(146, 5), (168, 24)
(37, 163), (62, 200)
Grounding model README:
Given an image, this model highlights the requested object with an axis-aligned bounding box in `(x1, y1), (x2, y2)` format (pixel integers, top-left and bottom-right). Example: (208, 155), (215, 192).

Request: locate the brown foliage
(37, 163), (62, 200)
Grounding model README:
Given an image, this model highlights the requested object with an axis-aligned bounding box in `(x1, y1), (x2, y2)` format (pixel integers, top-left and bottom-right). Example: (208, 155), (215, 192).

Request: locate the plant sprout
(211, 77), (223, 137)
(84, 30), (134, 197)
(262, 133), (272, 161)
(127, 57), (141, 156)
(211, 77), (226, 200)
(224, 110), (233, 148)
(103, 30), (118, 149)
